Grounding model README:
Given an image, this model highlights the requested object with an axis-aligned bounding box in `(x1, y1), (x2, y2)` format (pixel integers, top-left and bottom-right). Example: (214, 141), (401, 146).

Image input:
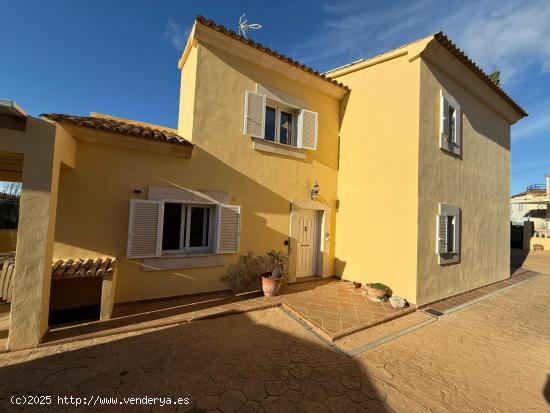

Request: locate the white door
(296, 209), (319, 278)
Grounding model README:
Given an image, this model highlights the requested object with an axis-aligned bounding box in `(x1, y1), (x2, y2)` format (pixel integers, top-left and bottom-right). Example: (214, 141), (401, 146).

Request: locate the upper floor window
(264, 102), (297, 146)
(440, 90), (461, 156)
(243, 90), (318, 150)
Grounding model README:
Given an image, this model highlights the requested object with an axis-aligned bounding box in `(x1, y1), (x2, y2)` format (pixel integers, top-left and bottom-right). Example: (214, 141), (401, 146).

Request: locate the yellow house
(0, 16), (526, 350)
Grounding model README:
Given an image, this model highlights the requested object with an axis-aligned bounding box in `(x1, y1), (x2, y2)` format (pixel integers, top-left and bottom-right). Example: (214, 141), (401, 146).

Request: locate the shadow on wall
(544, 375), (550, 407)
(203, 44), (341, 172)
(53, 144), (333, 300)
(333, 258), (346, 278)
(424, 50), (512, 152)
(510, 248), (530, 270)
(0, 310), (391, 412)
(55, 146), (299, 259)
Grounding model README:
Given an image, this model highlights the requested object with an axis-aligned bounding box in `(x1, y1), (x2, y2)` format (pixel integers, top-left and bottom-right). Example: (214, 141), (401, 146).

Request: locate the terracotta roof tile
(195, 16), (350, 92)
(433, 32), (527, 117)
(41, 114), (193, 147)
(52, 258), (116, 279)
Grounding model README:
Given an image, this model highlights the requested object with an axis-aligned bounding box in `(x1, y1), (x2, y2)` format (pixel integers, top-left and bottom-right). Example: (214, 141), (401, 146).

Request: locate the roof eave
(430, 32), (527, 119)
(189, 16), (349, 98)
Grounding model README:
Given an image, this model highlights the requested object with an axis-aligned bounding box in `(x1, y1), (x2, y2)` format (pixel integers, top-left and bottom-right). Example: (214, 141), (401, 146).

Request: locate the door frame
(288, 199), (332, 283)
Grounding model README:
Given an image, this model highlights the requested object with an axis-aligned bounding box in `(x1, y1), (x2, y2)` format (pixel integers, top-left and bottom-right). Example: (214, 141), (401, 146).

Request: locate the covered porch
(0, 100), (76, 351)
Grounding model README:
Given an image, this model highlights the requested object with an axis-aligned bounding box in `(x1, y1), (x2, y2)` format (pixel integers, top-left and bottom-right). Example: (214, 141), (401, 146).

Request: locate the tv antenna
(238, 14), (262, 39)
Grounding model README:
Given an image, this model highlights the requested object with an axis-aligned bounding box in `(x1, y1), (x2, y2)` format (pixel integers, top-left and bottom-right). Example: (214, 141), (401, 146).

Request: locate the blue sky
(1, 0), (549, 194)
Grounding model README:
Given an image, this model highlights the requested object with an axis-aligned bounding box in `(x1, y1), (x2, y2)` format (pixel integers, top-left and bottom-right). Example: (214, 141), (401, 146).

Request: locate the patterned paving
(42, 279), (412, 346)
(1, 272), (549, 412)
(283, 282), (413, 341)
(426, 269), (538, 313)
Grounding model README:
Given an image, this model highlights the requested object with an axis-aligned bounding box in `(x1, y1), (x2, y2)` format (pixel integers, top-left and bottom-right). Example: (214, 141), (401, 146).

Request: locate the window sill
(438, 253), (460, 265)
(161, 251), (215, 258)
(143, 254), (226, 271)
(253, 138), (306, 159)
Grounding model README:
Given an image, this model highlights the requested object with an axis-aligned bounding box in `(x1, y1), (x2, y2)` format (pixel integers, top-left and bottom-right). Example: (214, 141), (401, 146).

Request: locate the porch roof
(41, 113), (193, 148)
(52, 258), (116, 279)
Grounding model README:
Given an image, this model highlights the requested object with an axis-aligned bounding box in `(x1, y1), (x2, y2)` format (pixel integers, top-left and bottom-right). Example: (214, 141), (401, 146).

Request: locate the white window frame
(440, 90), (461, 156)
(436, 203), (460, 265)
(264, 101), (298, 147)
(161, 200), (215, 254)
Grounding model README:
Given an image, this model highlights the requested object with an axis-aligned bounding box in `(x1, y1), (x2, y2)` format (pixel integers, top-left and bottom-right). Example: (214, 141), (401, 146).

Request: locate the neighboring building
(510, 181), (549, 229)
(0, 16), (526, 350)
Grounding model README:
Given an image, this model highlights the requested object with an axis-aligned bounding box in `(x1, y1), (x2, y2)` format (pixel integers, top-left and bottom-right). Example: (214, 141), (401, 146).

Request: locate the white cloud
(293, 0), (550, 85)
(450, 0), (550, 82)
(164, 21), (189, 51)
(512, 101), (550, 142)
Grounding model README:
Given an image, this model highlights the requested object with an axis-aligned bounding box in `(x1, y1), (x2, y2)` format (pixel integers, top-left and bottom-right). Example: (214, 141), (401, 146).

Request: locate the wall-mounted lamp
(310, 180), (320, 200)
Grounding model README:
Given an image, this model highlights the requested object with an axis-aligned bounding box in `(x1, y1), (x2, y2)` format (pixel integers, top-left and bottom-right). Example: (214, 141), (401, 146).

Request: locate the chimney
(546, 174), (550, 197)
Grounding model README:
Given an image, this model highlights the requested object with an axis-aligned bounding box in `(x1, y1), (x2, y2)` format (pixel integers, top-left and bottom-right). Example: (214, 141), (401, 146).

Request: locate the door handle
(301, 244), (310, 247)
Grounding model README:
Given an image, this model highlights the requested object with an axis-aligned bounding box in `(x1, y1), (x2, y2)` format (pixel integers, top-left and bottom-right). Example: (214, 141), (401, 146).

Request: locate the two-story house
(0, 16), (526, 350)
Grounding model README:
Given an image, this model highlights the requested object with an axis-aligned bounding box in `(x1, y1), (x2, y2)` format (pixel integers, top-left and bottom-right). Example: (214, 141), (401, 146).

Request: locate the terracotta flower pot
(261, 274), (283, 297)
(352, 282), (362, 289)
(365, 286), (386, 298)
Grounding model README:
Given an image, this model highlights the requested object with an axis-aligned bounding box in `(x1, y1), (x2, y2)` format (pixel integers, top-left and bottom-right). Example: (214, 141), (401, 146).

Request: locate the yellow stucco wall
(415, 58), (511, 305)
(332, 49), (424, 304)
(530, 236), (550, 251)
(53, 41), (341, 303)
(178, 44), (198, 141)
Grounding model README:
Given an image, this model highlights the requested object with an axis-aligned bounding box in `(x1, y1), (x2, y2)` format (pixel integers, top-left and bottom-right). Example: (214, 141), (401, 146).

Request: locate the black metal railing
(526, 184), (547, 192)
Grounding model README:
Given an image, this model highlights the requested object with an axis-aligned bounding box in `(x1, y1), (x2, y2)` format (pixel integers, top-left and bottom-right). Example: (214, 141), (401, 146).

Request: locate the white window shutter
(127, 200), (163, 258)
(436, 214), (448, 254)
(441, 95), (450, 138)
(297, 109), (318, 150)
(243, 90), (266, 138)
(216, 204), (241, 254)
(454, 106), (462, 156)
(440, 94), (451, 152)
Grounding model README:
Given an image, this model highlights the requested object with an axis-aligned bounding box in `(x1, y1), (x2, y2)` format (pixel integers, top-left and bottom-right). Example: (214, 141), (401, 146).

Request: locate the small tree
(489, 70), (501, 87)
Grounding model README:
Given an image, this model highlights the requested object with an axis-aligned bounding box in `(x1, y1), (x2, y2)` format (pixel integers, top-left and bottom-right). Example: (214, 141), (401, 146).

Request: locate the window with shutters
(243, 89), (318, 151)
(162, 202), (214, 253)
(127, 199), (241, 259)
(264, 100), (298, 147)
(436, 203), (460, 265)
(440, 90), (461, 156)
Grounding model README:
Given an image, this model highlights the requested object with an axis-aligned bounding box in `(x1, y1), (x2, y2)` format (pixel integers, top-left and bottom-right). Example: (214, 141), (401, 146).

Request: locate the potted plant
(261, 251), (285, 296)
(365, 282), (389, 301)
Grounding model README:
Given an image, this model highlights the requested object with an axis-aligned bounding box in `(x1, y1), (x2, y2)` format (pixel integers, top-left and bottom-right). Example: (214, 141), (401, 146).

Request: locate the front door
(296, 209), (319, 278)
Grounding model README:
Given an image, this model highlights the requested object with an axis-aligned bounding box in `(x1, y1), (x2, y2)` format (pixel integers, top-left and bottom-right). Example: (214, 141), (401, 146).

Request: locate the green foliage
(488, 70), (501, 86)
(267, 250), (284, 279)
(366, 282), (389, 291)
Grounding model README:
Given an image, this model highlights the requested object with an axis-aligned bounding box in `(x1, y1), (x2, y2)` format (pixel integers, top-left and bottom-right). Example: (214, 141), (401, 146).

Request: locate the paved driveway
(0, 272), (549, 412)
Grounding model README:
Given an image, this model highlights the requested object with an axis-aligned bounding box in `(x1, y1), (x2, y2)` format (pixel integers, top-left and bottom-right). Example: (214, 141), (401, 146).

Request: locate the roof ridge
(325, 32), (437, 75)
(194, 15), (350, 92)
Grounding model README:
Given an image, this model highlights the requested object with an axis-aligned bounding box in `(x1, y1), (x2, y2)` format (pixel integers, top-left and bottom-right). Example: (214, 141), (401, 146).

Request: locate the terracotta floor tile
(306, 309), (322, 319)
(307, 317), (323, 327)
(322, 320), (341, 332)
(321, 312), (340, 322)
(307, 303), (323, 312)
(323, 305), (340, 314)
